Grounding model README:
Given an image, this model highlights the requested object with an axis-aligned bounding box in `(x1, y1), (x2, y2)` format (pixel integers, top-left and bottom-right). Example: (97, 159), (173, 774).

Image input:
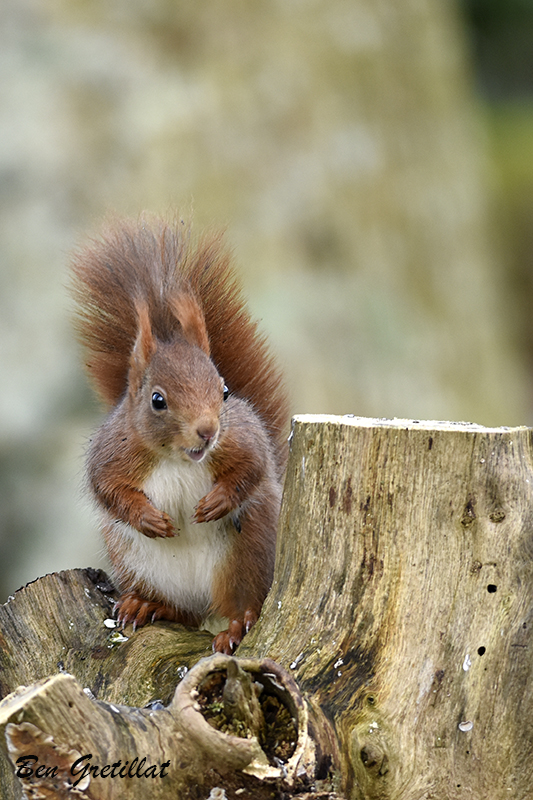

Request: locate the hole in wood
(487, 584), (497, 593)
(477, 646), (486, 656)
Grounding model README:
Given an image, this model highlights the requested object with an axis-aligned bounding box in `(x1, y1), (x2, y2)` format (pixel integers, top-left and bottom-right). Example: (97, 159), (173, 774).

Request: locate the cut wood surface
(1, 416), (533, 799)
(240, 415), (533, 798)
(0, 568), (213, 707)
(0, 655), (320, 799)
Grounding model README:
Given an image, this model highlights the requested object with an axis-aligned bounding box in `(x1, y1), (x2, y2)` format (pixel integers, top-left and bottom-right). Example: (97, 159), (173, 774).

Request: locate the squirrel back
(71, 216), (289, 472)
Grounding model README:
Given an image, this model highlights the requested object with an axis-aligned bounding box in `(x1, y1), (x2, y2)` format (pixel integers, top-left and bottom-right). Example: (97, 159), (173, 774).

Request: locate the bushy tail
(70, 215), (289, 467)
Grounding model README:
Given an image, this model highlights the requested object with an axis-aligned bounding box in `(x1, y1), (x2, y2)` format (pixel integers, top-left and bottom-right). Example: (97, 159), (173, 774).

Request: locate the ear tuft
(172, 293), (210, 356)
(129, 299), (156, 394)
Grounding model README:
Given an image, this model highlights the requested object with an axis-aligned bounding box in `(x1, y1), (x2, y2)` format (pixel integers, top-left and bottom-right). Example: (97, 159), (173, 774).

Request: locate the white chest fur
(106, 456), (231, 617)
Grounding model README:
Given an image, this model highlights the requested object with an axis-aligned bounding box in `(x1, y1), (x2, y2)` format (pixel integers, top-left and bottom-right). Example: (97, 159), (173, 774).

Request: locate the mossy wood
(1, 416), (532, 798)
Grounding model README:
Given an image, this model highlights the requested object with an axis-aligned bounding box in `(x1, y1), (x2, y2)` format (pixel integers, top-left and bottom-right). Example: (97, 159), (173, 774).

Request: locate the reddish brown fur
(71, 215), (289, 652)
(71, 217), (289, 469)
(195, 397), (273, 523)
(171, 293), (211, 356)
(88, 408), (176, 539)
(129, 300), (157, 397)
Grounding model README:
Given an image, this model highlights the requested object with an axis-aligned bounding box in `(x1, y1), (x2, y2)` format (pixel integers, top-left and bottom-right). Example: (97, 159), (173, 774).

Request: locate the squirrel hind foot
(114, 592), (201, 631)
(212, 608), (259, 654)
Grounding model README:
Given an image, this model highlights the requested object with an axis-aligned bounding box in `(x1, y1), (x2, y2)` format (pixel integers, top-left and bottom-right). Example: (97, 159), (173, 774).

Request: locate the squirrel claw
(139, 507), (176, 539)
(195, 484), (238, 523)
(114, 593), (199, 631)
(114, 594), (163, 629)
(244, 608), (258, 633)
(212, 610), (258, 654)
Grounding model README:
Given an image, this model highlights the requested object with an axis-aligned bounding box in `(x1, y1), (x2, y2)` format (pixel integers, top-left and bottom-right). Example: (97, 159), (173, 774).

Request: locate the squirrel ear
(171, 293), (211, 356)
(129, 299), (156, 393)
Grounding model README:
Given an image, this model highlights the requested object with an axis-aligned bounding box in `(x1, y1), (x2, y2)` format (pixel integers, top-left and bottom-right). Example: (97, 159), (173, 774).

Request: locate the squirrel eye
(151, 391), (167, 411)
(223, 384), (229, 402)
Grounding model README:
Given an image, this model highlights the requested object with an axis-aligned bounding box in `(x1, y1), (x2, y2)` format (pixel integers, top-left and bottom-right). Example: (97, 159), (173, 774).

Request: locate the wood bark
(0, 657), (320, 799)
(1, 415), (533, 798)
(0, 571), (334, 799)
(241, 415), (533, 798)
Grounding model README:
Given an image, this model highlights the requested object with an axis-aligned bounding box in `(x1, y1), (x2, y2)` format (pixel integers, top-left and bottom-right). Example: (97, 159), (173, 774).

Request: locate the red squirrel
(70, 216), (289, 653)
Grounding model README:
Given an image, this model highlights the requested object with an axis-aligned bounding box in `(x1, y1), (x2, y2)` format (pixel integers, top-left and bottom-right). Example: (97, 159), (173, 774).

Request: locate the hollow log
(0, 656), (323, 799)
(1, 415), (533, 798)
(0, 573), (336, 798)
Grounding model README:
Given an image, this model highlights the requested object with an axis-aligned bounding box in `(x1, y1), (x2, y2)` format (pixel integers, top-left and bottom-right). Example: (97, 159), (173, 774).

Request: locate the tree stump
(1, 415), (533, 798)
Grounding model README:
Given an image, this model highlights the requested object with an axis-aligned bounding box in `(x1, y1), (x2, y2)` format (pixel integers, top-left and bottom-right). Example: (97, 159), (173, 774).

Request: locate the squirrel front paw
(138, 505), (176, 538)
(194, 483), (239, 523)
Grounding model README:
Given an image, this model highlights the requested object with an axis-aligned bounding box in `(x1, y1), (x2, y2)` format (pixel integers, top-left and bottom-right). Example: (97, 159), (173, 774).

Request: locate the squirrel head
(127, 294), (227, 463)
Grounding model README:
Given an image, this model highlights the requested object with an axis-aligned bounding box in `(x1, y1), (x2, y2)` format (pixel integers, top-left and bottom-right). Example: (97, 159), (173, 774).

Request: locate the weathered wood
(0, 573), (339, 797)
(240, 415), (533, 798)
(0, 568), (214, 799)
(0, 568), (213, 707)
(2, 415), (533, 798)
(0, 655), (323, 799)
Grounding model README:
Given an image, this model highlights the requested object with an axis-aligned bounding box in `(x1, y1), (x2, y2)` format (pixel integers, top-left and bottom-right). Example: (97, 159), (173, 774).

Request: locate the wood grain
(241, 415), (533, 798)
(3, 416), (533, 798)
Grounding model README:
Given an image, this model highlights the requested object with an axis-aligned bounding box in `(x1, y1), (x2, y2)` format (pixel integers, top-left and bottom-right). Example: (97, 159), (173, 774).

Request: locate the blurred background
(1, 0), (533, 601)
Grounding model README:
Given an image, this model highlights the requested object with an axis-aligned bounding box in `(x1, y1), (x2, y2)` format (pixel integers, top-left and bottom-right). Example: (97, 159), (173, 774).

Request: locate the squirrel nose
(196, 420), (219, 444)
